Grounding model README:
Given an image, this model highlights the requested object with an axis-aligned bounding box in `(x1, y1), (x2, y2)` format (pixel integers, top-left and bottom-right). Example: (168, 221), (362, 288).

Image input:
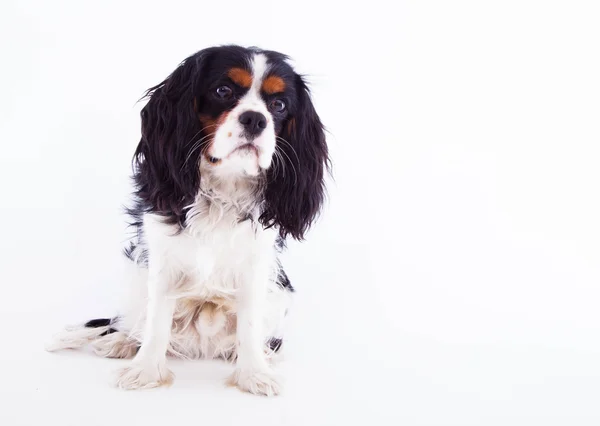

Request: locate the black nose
(239, 111), (267, 137)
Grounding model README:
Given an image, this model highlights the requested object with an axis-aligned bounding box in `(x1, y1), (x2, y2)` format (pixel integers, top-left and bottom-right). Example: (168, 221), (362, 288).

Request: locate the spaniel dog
(46, 45), (329, 396)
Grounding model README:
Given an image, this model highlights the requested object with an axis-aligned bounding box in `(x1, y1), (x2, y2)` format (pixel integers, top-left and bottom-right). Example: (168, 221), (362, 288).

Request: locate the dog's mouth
(235, 143), (259, 154)
(227, 143), (259, 159)
(205, 143), (260, 165)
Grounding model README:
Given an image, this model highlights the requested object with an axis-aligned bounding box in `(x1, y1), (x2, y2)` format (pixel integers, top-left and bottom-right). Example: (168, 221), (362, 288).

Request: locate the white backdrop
(1, 1), (599, 425)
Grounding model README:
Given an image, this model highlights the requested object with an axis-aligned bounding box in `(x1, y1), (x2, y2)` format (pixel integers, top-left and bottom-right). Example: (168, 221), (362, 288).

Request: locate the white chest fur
(122, 195), (290, 362)
(143, 208), (278, 300)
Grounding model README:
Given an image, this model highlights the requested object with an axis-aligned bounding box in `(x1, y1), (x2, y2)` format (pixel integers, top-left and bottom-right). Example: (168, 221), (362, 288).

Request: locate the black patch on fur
(275, 235), (287, 252)
(85, 318), (118, 336)
(84, 318), (113, 328)
(276, 266), (294, 292)
(123, 240), (148, 266)
(123, 241), (137, 262)
(99, 328), (118, 337)
(268, 338), (283, 352)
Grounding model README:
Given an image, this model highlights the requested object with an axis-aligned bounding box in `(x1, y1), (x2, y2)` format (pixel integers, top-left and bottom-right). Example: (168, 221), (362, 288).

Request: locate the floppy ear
(132, 52), (209, 225)
(260, 75), (330, 240)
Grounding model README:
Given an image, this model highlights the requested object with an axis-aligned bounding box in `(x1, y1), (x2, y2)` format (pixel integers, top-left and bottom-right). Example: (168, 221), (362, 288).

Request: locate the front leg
(228, 253), (281, 396)
(116, 252), (177, 390)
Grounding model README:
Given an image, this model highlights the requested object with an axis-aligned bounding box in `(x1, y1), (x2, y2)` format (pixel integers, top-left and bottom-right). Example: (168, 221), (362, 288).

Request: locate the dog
(46, 45), (329, 396)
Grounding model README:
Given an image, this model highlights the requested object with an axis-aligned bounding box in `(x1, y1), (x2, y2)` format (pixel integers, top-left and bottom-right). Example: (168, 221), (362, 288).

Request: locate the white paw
(115, 362), (174, 390)
(227, 368), (282, 396)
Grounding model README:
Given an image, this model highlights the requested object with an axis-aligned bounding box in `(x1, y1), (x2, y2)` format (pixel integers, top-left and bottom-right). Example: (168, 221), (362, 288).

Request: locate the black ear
(260, 75), (330, 240)
(131, 51), (210, 225)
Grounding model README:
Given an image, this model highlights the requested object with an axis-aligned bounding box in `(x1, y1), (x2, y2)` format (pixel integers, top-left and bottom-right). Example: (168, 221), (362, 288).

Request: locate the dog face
(194, 51), (297, 177)
(133, 45), (329, 240)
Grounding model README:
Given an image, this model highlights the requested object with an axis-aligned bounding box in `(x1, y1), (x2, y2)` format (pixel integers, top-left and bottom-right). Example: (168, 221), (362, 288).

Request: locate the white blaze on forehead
(250, 53), (269, 94)
(237, 53), (270, 111)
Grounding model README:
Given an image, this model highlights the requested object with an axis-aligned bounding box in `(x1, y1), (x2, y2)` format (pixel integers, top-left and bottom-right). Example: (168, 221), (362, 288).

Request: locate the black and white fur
(46, 45), (329, 396)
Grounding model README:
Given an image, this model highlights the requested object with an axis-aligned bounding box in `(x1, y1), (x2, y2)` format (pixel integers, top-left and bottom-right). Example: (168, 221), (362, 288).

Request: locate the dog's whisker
(274, 144), (298, 185)
(182, 133), (216, 170)
(275, 136), (301, 164)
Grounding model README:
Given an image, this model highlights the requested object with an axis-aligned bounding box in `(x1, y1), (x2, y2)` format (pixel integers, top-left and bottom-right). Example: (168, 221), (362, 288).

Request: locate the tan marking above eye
(227, 67), (252, 88)
(262, 76), (286, 94)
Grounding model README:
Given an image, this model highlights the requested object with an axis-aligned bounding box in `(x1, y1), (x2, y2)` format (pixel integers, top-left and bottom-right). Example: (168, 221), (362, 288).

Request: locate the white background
(1, 0), (599, 424)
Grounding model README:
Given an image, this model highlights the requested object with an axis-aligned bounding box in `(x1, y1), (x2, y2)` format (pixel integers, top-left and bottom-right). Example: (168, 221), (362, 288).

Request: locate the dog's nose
(239, 111), (267, 137)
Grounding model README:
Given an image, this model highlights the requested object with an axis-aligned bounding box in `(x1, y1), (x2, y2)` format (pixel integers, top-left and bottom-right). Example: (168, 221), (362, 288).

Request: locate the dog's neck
(184, 171), (265, 233)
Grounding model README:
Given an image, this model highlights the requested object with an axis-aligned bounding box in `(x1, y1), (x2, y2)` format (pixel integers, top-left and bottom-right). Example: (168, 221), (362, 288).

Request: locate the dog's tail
(45, 317), (118, 351)
(45, 317), (139, 358)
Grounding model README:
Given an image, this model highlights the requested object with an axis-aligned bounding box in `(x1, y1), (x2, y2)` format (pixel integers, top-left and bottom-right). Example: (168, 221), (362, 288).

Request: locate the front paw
(115, 361), (174, 390)
(227, 368), (282, 396)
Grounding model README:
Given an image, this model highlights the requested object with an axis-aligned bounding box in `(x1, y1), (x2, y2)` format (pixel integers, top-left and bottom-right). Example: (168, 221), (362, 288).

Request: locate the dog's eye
(215, 86), (233, 99)
(269, 99), (286, 113)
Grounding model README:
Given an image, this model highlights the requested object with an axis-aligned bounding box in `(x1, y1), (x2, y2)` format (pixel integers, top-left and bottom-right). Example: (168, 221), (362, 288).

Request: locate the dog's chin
(228, 143), (259, 158)
(207, 150), (271, 178)
(204, 136), (275, 179)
